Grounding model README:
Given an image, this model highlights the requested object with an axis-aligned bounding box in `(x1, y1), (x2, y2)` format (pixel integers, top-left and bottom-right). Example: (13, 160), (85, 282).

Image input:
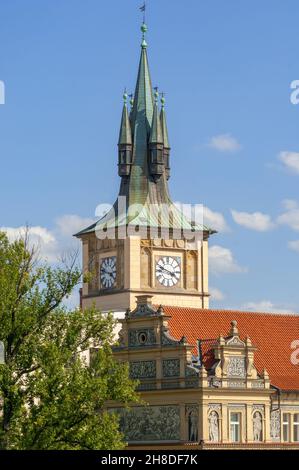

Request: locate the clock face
(100, 256), (117, 289)
(156, 256), (181, 287)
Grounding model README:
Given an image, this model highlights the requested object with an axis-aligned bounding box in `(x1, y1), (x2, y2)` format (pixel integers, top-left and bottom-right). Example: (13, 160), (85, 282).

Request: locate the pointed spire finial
(129, 93), (134, 109)
(123, 88), (128, 104)
(161, 92), (166, 108)
(154, 86), (159, 103)
(141, 21), (148, 48)
(140, 2), (148, 49)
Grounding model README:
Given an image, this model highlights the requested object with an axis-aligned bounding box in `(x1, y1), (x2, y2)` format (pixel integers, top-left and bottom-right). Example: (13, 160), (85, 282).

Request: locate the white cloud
(203, 207), (230, 233)
(55, 214), (96, 238)
(2, 226), (59, 262)
(277, 200), (299, 232)
(282, 199), (298, 211)
(288, 240), (299, 253)
(209, 245), (246, 274)
(278, 151), (299, 174)
(208, 133), (241, 153)
(1, 215), (95, 264)
(174, 203), (230, 233)
(210, 287), (225, 301)
(242, 300), (294, 314)
(231, 209), (275, 232)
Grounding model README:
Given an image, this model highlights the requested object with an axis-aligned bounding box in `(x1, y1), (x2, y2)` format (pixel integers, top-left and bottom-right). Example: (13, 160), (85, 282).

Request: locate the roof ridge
(162, 306), (299, 318)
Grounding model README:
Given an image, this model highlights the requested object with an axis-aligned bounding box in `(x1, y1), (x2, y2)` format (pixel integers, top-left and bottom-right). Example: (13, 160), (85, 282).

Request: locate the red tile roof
(164, 306), (299, 391)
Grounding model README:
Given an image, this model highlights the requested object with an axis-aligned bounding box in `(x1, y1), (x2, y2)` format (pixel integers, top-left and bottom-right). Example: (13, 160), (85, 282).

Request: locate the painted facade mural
(110, 406), (180, 442)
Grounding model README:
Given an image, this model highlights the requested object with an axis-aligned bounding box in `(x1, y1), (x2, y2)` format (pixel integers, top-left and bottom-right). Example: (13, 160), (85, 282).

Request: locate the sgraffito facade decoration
(110, 406), (180, 442)
(129, 360), (156, 379)
(162, 359), (180, 377)
(227, 357), (246, 378)
(270, 410), (281, 441)
(129, 328), (156, 347)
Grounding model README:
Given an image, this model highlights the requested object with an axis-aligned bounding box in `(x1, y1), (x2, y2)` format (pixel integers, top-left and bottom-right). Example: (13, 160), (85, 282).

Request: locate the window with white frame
(230, 412), (241, 443)
(294, 414), (299, 442)
(283, 413), (291, 442)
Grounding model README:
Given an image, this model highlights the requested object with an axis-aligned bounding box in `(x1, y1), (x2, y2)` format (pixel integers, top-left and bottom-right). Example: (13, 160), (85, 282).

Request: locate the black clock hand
(157, 266), (177, 278)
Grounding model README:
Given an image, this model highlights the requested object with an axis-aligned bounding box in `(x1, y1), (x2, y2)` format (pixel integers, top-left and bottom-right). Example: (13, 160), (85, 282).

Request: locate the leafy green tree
(0, 231), (138, 449)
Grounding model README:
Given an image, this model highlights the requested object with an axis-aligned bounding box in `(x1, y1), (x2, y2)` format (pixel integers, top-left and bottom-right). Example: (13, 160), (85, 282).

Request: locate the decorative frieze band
(129, 360), (156, 379)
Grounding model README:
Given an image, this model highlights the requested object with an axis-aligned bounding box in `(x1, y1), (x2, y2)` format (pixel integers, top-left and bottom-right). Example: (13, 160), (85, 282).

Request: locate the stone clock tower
(75, 23), (215, 313)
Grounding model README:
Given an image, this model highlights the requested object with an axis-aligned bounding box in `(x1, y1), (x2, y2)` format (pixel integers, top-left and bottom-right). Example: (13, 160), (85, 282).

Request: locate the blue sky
(0, 0), (299, 312)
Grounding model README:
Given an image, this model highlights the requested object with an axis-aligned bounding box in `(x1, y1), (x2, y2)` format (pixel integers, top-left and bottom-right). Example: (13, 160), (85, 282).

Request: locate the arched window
(253, 411), (263, 442)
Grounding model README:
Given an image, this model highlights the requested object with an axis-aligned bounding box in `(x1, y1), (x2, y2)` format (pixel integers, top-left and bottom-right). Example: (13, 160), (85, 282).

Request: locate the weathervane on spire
(140, 2), (148, 49)
(139, 2), (146, 23)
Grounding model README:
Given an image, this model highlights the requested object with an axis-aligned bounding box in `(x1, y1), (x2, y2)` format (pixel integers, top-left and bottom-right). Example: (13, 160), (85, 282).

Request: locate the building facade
(76, 22), (299, 449)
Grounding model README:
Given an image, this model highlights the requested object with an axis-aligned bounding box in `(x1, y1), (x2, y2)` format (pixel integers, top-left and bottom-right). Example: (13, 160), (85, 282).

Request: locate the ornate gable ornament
(209, 321), (269, 388)
(127, 295), (160, 318)
(225, 321), (245, 347)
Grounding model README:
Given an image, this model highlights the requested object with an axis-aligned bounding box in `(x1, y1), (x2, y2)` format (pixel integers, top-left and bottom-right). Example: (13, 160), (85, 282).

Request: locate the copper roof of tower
(75, 22), (215, 238)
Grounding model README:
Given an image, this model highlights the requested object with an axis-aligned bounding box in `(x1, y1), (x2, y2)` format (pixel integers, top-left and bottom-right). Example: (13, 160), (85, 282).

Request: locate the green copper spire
(74, 18), (216, 238)
(128, 22), (154, 206)
(118, 90), (132, 145)
(160, 93), (170, 149)
(130, 23), (153, 132)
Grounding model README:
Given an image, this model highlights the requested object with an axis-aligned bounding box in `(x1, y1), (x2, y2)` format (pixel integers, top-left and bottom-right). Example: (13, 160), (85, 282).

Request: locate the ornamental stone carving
(209, 378), (221, 388)
(129, 328), (156, 347)
(228, 381), (246, 388)
(253, 404), (264, 412)
(129, 360), (156, 379)
(161, 326), (180, 346)
(252, 381), (264, 389)
(185, 364), (199, 376)
(227, 357), (246, 378)
(163, 359), (180, 377)
(110, 406), (180, 442)
(208, 404), (221, 412)
(226, 336), (245, 347)
(209, 411), (219, 442)
(270, 410), (281, 441)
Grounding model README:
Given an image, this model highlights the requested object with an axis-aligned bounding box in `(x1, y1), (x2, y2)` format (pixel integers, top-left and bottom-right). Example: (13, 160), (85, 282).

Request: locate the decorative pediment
(226, 335), (245, 347)
(225, 321), (245, 347)
(206, 321), (264, 387)
(128, 295), (161, 318)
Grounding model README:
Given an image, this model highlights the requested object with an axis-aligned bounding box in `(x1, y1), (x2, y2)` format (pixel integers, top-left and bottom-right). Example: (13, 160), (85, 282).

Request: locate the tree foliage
(0, 231), (138, 449)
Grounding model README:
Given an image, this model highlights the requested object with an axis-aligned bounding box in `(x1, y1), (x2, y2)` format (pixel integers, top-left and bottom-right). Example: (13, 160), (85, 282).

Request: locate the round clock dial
(100, 256), (117, 289)
(156, 256), (181, 287)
